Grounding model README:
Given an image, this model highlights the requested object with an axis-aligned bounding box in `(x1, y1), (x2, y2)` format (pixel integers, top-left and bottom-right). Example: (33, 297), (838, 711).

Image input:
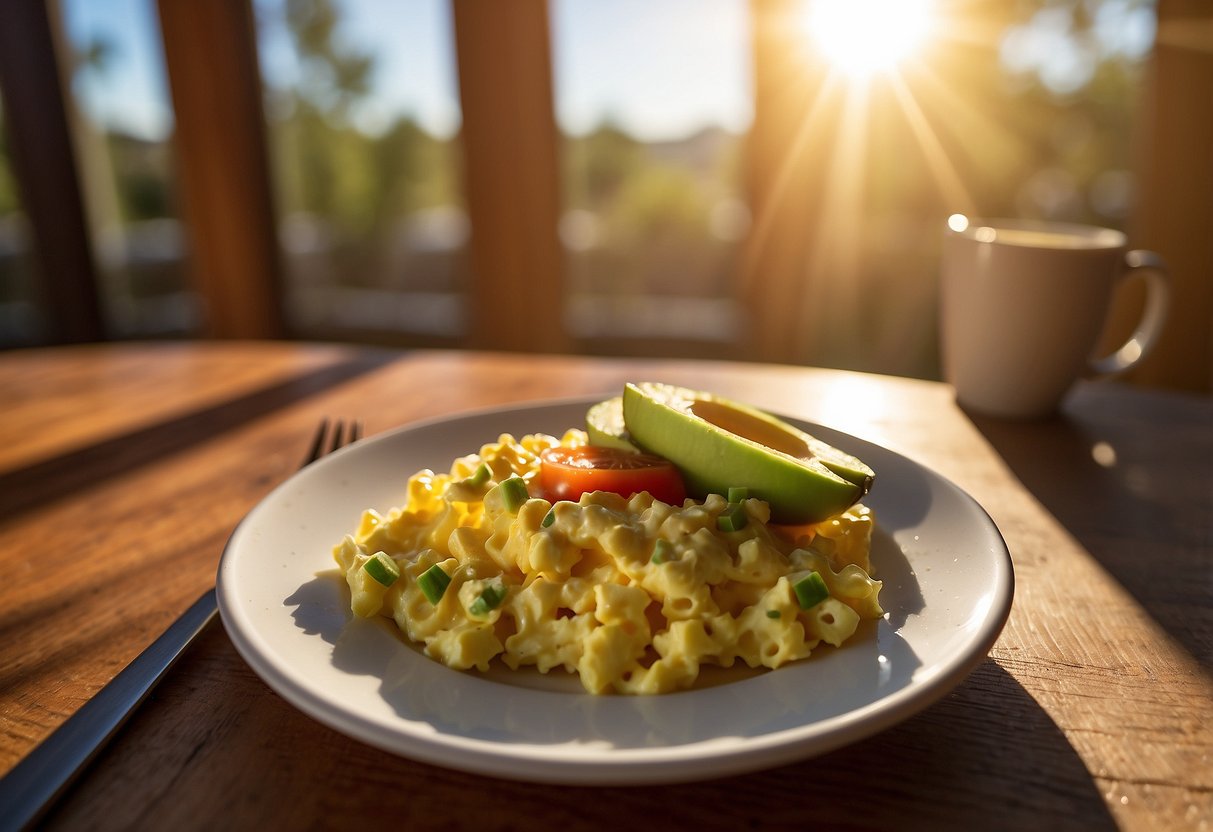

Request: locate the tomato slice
(539, 446), (687, 505)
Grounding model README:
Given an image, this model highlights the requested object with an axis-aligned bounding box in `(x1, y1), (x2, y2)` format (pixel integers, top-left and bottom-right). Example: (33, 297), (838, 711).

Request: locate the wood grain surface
(0, 343), (1209, 831)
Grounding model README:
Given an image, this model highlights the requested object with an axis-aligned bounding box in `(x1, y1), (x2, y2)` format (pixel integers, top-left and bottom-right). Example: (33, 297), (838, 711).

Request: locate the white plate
(217, 397), (1013, 785)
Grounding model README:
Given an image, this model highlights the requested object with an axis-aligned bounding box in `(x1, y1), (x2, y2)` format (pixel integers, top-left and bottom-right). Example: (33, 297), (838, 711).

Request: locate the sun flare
(802, 0), (937, 78)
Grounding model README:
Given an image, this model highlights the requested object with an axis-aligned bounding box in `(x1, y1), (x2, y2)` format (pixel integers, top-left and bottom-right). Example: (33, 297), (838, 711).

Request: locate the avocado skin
(621, 382), (871, 524)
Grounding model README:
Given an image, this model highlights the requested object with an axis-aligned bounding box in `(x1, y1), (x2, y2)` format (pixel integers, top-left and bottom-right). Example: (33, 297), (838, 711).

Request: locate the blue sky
(61, 0), (174, 138)
(551, 0), (752, 138)
(60, 0), (753, 142)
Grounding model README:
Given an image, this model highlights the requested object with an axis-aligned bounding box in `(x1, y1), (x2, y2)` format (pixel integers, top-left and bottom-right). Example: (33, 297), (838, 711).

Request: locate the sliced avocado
(621, 382), (874, 524)
(585, 397), (640, 451)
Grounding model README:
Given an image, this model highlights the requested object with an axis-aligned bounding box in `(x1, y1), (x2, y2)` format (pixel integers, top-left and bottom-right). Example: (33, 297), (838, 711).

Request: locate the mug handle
(1089, 249), (1170, 376)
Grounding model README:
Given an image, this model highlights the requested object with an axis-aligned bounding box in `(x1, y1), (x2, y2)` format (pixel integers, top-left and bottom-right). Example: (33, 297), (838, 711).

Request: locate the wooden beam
(1104, 0), (1213, 392)
(157, 0), (285, 339)
(451, 0), (567, 353)
(0, 0), (105, 344)
(742, 0), (836, 365)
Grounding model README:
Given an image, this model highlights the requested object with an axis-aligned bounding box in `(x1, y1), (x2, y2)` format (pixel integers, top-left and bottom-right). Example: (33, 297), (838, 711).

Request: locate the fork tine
(303, 418), (330, 467)
(303, 418), (361, 468)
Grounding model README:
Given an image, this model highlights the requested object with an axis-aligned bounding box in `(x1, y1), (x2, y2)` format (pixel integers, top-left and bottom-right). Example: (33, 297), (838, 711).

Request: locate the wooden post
(451, 0), (567, 353)
(0, 0), (105, 344)
(157, 0), (286, 339)
(742, 0), (848, 366)
(1103, 0), (1213, 392)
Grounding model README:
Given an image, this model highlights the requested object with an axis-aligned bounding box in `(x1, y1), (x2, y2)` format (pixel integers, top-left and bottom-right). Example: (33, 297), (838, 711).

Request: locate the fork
(0, 418), (362, 832)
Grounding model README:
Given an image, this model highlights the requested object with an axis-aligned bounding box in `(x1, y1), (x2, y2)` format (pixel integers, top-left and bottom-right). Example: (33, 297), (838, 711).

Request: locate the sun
(801, 0), (938, 79)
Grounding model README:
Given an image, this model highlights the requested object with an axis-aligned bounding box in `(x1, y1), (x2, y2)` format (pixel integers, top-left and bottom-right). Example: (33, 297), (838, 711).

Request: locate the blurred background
(1, 0), (1209, 390)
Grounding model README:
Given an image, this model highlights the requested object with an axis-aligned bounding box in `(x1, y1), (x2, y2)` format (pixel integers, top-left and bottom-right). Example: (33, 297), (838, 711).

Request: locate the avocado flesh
(584, 397), (640, 451)
(687, 398), (874, 492)
(621, 382), (873, 524)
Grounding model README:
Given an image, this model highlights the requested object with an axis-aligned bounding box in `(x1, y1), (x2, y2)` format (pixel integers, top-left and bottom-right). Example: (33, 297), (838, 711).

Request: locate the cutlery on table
(0, 419), (362, 832)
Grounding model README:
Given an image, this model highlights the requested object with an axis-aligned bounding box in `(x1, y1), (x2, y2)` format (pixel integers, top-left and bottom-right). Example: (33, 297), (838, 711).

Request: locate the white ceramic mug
(940, 216), (1170, 418)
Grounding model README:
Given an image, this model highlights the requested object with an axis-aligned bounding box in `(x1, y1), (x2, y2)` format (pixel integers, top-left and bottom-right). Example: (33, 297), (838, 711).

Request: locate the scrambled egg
(333, 430), (883, 695)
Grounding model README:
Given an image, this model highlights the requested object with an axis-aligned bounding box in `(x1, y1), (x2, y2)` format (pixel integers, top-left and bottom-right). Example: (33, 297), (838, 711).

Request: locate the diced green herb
(467, 462), (492, 487)
(727, 486), (750, 503)
(793, 571), (830, 610)
(417, 564), (451, 604)
(716, 502), (748, 532)
(469, 581), (508, 616)
(766, 609), (781, 619)
(651, 538), (674, 564)
(362, 552), (400, 587)
(541, 508), (556, 528)
(499, 477), (530, 513)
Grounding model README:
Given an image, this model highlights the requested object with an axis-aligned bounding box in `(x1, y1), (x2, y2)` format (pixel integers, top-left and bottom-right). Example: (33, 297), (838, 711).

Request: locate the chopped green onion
(541, 508), (556, 528)
(651, 539), (674, 564)
(362, 552), (399, 587)
(766, 609), (781, 619)
(469, 581), (508, 616)
(793, 571), (830, 610)
(417, 564), (451, 604)
(727, 486), (750, 503)
(717, 502), (748, 532)
(467, 462), (492, 486)
(499, 477), (529, 513)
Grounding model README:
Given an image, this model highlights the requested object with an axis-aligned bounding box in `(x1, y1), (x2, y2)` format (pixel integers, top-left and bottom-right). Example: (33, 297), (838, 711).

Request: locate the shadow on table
(298, 660), (1114, 830)
(681, 660), (1111, 828)
(966, 399), (1212, 672)
(0, 350), (395, 522)
(701, 660), (1114, 828)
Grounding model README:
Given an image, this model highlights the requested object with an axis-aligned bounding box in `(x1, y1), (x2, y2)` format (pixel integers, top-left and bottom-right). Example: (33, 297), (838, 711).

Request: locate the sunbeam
(801, 78), (873, 357)
(886, 72), (975, 212)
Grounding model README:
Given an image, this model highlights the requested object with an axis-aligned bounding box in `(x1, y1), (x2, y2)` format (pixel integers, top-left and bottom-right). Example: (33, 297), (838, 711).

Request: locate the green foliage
(612, 166), (707, 243)
(267, 0), (462, 242)
(107, 133), (175, 222)
(561, 122), (743, 299)
(285, 0), (374, 119)
(269, 101), (457, 232)
(563, 122), (646, 207)
(564, 123), (735, 241)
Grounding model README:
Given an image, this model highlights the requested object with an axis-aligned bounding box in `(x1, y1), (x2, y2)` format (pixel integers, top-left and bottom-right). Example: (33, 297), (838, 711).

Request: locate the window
(551, 0), (752, 356)
(4, 0), (1202, 390)
(255, 0), (470, 343)
(59, 0), (195, 338)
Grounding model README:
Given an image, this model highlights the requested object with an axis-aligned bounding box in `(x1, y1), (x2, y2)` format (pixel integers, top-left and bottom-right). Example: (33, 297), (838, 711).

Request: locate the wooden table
(1, 342), (1209, 830)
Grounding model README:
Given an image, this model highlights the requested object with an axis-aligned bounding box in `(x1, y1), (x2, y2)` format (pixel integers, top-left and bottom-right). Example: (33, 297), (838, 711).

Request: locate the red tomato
(539, 446), (687, 505)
